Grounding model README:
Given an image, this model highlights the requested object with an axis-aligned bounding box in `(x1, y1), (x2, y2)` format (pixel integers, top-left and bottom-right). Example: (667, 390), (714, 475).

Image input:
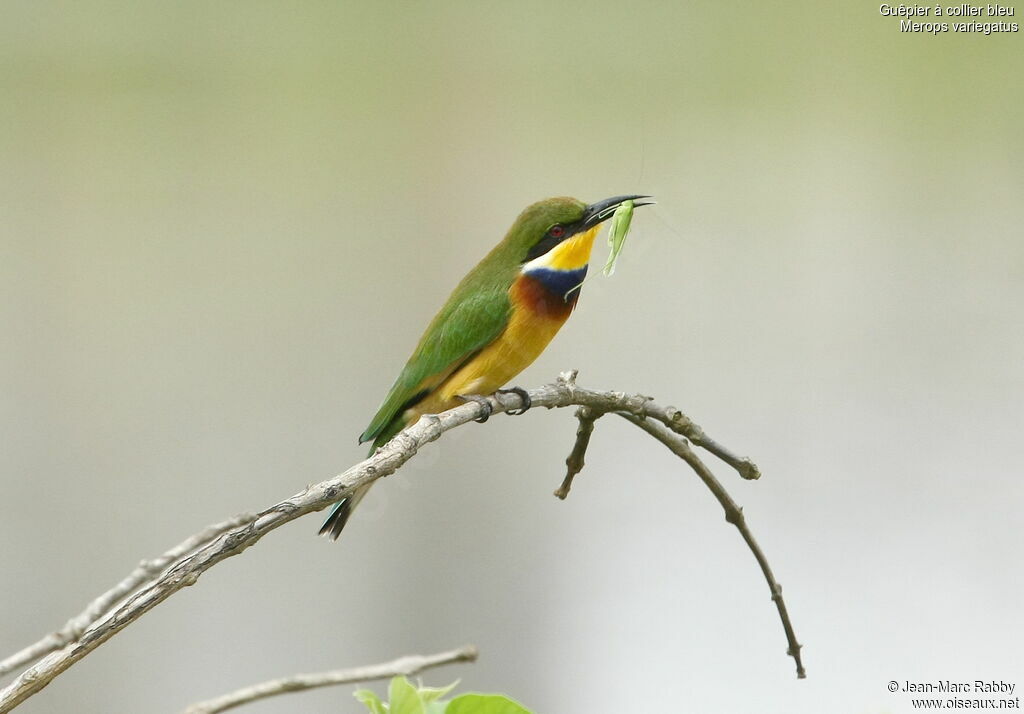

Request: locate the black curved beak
(581, 194), (654, 229)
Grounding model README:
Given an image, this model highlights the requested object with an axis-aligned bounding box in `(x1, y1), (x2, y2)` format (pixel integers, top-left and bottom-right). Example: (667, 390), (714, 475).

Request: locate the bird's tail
(320, 421), (403, 540)
(318, 484), (371, 541)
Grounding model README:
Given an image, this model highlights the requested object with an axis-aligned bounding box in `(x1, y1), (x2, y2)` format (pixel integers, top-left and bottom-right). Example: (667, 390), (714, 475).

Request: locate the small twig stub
(556, 406), (599, 499)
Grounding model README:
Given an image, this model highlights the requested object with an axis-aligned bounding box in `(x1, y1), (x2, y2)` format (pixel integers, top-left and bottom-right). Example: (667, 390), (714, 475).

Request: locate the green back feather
(360, 271), (512, 446)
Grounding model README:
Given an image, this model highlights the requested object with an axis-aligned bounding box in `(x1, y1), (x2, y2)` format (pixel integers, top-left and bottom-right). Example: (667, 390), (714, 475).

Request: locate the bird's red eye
(549, 225), (565, 238)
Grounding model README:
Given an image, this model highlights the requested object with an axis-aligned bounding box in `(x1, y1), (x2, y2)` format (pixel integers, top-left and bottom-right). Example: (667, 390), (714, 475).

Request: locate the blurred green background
(2, 2), (1022, 713)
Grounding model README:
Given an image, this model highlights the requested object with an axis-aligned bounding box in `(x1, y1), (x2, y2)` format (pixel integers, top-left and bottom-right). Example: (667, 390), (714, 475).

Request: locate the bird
(320, 194), (651, 539)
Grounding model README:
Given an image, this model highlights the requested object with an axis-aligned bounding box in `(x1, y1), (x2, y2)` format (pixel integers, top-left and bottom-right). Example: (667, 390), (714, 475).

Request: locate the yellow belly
(405, 282), (569, 420)
(404, 225), (599, 422)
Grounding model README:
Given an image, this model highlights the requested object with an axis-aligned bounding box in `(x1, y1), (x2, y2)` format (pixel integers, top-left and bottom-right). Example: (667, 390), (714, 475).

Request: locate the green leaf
(354, 688), (387, 714)
(445, 693), (534, 714)
(424, 702), (448, 714)
(419, 680), (460, 704)
(389, 676), (425, 714)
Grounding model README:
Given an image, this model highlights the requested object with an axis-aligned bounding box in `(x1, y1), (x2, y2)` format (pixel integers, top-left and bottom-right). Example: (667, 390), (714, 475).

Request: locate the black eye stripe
(523, 222), (584, 262)
(525, 234), (562, 261)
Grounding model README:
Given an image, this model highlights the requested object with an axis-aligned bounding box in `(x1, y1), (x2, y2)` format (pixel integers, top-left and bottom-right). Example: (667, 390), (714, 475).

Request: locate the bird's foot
(496, 386), (532, 415)
(457, 394), (493, 423)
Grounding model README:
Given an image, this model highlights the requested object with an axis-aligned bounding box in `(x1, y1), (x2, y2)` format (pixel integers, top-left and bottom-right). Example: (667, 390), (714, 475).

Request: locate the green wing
(359, 277), (512, 447)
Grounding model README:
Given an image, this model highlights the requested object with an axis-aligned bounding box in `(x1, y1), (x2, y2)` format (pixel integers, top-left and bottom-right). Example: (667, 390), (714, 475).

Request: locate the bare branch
(0, 513), (254, 678)
(555, 406), (599, 499)
(0, 374), (798, 711)
(184, 645), (479, 714)
(617, 413), (805, 678)
(635, 402), (761, 481)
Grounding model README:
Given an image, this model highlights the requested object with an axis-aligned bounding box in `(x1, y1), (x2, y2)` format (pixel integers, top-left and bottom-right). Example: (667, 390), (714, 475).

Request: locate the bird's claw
(457, 394), (493, 423)
(497, 387), (531, 415)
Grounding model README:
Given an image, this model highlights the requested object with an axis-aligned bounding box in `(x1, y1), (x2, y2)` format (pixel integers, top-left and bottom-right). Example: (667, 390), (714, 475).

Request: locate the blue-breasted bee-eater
(320, 194), (651, 539)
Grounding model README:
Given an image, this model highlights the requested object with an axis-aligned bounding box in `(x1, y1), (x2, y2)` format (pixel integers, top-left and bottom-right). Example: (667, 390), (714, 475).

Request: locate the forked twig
(0, 374), (803, 711)
(0, 514), (254, 678)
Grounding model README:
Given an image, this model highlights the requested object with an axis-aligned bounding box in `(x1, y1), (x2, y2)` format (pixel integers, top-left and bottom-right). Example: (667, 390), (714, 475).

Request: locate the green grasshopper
(602, 199), (634, 276)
